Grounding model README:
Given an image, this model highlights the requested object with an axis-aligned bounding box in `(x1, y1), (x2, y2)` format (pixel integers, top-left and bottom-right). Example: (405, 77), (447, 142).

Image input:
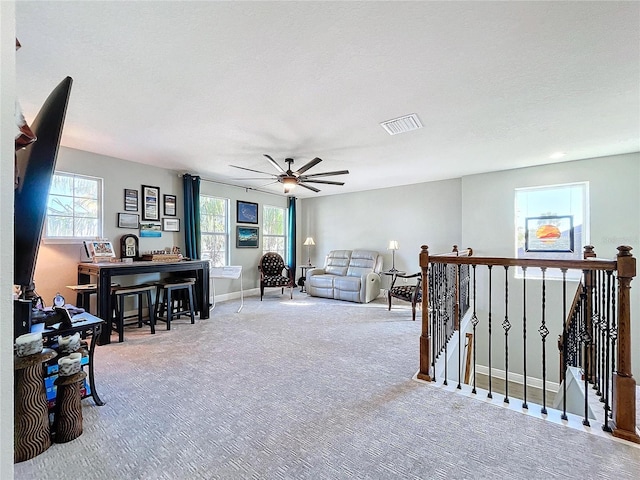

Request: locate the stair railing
(418, 244), (639, 444)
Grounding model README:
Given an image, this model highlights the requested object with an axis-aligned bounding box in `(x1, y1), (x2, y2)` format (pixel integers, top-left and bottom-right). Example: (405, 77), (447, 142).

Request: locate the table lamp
(303, 237), (315, 266)
(388, 240), (399, 272)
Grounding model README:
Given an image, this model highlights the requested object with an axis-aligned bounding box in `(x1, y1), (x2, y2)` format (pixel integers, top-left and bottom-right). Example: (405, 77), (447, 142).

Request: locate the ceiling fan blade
(299, 169), (350, 179)
(298, 183), (321, 193)
(230, 164), (277, 177)
(294, 157), (322, 175)
(300, 179), (345, 186)
(264, 154), (286, 174)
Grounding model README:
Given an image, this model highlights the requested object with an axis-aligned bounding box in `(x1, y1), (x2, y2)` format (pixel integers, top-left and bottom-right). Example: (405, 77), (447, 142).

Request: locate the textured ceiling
(15, 1), (640, 198)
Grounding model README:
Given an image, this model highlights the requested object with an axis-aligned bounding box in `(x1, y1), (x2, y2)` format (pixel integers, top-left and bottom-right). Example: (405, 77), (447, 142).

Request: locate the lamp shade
(388, 240), (399, 250)
(303, 237), (316, 246)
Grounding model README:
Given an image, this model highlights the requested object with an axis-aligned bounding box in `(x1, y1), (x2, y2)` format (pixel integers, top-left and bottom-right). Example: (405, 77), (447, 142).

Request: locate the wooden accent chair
(258, 252), (294, 300)
(387, 272), (422, 321)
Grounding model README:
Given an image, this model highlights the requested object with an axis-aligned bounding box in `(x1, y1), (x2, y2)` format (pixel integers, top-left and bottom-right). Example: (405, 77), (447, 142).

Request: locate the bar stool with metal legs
(111, 284), (156, 342)
(154, 278), (196, 330)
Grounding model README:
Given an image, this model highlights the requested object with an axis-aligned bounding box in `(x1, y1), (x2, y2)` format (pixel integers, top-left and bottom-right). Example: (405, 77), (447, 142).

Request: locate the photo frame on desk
(84, 240), (116, 259)
(142, 185), (160, 220)
(236, 200), (258, 224)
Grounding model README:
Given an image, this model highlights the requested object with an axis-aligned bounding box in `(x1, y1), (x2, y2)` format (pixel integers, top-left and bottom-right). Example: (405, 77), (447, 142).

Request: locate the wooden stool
(14, 348), (57, 463)
(53, 370), (87, 443)
(112, 284), (156, 342)
(155, 279), (196, 330)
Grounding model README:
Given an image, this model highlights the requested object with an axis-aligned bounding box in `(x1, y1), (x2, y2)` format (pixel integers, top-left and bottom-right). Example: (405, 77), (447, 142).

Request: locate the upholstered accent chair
(258, 252), (294, 300)
(387, 272), (422, 321)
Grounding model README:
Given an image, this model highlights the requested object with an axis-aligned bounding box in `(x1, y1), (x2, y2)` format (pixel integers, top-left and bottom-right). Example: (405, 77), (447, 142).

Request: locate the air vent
(380, 113), (423, 135)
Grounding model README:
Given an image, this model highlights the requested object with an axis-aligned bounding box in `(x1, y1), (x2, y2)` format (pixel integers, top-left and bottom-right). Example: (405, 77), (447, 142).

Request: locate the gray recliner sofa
(306, 249), (383, 303)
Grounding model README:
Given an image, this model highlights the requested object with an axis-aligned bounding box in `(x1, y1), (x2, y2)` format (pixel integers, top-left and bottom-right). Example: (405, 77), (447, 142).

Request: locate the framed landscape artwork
(142, 185), (160, 221)
(124, 189), (138, 211)
(237, 200), (258, 224)
(237, 226), (259, 248)
(118, 212), (140, 229)
(162, 217), (180, 232)
(163, 194), (177, 216)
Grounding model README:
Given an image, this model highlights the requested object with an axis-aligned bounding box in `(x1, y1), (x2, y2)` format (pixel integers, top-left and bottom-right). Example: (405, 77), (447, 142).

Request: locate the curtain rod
(177, 173), (284, 197)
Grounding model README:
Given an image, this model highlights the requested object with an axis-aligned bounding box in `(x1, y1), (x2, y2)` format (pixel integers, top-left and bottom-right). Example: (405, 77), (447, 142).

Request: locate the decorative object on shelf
(141, 184), (160, 221)
(57, 352), (82, 376)
(237, 226), (259, 248)
(120, 234), (139, 259)
(140, 253), (182, 262)
(236, 200), (258, 224)
(118, 212), (140, 229)
(57, 332), (81, 354)
(53, 292), (65, 307)
(15, 332), (43, 357)
(162, 217), (180, 232)
(163, 194), (176, 216)
(124, 188), (138, 212)
(303, 237), (316, 266)
(388, 240), (399, 272)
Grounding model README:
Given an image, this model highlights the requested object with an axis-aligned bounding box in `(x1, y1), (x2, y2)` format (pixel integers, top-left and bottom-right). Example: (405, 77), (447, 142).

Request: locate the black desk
(77, 259), (210, 344)
(31, 312), (105, 406)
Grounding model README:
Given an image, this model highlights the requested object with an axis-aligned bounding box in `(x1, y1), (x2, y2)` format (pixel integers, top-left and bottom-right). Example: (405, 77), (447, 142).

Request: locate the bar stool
(66, 283), (120, 314)
(111, 284), (156, 342)
(154, 278), (196, 330)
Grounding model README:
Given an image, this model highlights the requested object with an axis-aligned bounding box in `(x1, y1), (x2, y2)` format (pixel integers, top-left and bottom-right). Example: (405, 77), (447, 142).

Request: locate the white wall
(1, 2), (16, 477)
(461, 153), (640, 378)
(299, 178), (463, 276)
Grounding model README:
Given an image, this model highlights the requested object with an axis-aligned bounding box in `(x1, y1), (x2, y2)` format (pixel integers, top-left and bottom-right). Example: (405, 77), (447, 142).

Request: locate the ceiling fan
(230, 155), (349, 193)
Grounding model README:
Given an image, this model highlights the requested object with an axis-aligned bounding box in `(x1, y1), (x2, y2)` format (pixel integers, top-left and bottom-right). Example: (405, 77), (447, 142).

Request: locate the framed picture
(118, 212), (140, 229)
(525, 215), (574, 253)
(236, 200), (259, 224)
(236, 226), (259, 248)
(140, 221), (162, 238)
(163, 194), (177, 216)
(85, 240), (116, 259)
(142, 185), (160, 221)
(124, 189), (138, 212)
(162, 217), (180, 232)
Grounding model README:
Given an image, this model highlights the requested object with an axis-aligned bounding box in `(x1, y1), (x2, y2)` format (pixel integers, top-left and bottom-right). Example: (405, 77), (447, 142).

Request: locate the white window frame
(514, 181), (590, 280)
(44, 171), (103, 243)
(200, 195), (229, 267)
(262, 204), (287, 261)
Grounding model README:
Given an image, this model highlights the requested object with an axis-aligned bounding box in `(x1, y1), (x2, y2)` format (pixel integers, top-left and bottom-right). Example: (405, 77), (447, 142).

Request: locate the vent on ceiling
(380, 113), (423, 135)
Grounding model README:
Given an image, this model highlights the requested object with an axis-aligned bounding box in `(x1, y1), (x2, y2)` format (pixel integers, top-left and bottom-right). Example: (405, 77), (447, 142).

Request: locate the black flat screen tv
(14, 76), (73, 297)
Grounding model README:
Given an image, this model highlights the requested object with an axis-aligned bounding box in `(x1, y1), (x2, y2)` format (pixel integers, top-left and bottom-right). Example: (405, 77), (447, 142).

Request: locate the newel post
(611, 245), (640, 443)
(417, 245), (433, 381)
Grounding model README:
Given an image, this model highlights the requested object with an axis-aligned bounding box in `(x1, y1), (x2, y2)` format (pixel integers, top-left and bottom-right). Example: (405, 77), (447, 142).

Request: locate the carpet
(14, 292), (640, 479)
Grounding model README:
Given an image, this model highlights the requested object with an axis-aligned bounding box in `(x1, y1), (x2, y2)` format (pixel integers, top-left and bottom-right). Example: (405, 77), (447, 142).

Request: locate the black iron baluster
(503, 265), (511, 404)
(581, 271), (591, 427)
(561, 268), (568, 421)
(599, 270), (607, 399)
(487, 265), (493, 399)
(522, 266), (528, 410)
(539, 267), (549, 415)
(602, 270), (614, 431)
(429, 264), (437, 382)
(443, 264), (449, 386)
(471, 264), (478, 395)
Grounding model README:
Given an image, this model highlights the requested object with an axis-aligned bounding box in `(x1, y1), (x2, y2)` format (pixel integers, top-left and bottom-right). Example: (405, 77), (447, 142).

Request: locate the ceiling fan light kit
(230, 155), (349, 194)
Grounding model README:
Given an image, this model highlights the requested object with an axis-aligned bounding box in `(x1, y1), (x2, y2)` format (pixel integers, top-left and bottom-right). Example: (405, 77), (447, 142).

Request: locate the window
(262, 205), (286, 259)
(200, 195), (229, 267)
(46, 172), (102, 240)
(515, 182), (589, 279)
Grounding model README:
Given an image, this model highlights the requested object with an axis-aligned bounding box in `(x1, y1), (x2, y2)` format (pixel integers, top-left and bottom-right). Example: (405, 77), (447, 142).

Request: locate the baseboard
(474, 364), (560, 393)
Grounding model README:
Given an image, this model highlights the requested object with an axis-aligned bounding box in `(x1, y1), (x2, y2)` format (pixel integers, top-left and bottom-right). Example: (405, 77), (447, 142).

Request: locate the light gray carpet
(14, 292), (640, 479)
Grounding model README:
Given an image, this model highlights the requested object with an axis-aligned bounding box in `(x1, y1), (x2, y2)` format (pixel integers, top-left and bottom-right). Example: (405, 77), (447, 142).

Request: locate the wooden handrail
(428, 255), (616, 271)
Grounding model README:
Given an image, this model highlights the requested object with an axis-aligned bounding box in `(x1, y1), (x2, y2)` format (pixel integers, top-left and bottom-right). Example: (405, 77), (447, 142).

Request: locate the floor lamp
(303, 237), (315, 266)
(388, 240), (399, 272)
